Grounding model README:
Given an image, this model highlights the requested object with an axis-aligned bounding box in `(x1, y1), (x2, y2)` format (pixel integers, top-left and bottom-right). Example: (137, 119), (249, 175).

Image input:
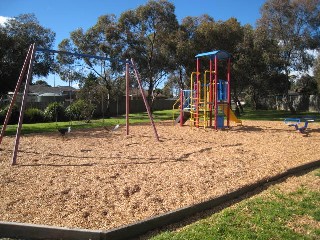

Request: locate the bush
(0, 104), (20, 124)
(66, 99), (95, 122)
(65, 101), (83, 121)
(44, 102), (66, 122)
(24, 108), (45, 123)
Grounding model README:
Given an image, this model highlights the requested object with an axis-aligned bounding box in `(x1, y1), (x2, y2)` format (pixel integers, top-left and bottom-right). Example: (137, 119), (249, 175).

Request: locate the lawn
(2, 108), (320, 136)
(1, 110), (175, 136)
(240, 109), (320, 121)
(151, 168), (320, 240)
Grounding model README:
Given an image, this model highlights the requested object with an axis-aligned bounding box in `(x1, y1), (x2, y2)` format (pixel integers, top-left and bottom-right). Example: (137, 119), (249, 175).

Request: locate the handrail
(172, 98), (180, 123)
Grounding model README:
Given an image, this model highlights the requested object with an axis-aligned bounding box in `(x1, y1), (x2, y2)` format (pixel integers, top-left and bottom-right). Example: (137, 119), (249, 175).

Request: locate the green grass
(240, 109), (320, 121)
(151, 169), (320, 240)
(1, 108), (320, 136)
(1, 110), (175, 136)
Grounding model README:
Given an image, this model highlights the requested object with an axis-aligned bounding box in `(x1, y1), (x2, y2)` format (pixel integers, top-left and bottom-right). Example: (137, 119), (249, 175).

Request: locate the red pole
(209, 58), (213, 127)
(12, 43), (36, 165)
(180, 90), (183, 127)
(227, 57), (231, 128)
(126, 60), (130, 135)
(214, 55), (218, 130)
(196, 58), (200, 128)
(0, 44), (33, 146)
(130, 58), (159, 141)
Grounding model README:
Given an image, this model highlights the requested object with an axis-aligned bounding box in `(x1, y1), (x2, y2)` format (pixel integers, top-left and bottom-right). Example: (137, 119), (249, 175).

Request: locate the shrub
(44, 102), (66, 122)
(0, 104), (20, 124)
(24, 108), (45, 123)
(65, 101), (83, 121)
(66, 99), (95, 122)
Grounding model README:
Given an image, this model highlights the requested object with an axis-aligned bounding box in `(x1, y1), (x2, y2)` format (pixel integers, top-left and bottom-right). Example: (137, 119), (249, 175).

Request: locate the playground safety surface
(1, 120), (320, 231)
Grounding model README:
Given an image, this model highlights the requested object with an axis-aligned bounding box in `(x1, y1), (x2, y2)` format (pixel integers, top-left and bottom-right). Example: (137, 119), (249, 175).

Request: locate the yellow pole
(204, 70), (215, 128)
(190, 72), (198, 128)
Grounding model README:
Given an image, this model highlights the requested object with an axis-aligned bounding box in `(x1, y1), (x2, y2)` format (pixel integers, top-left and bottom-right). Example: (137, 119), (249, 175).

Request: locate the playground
(1, 119), (320, 231)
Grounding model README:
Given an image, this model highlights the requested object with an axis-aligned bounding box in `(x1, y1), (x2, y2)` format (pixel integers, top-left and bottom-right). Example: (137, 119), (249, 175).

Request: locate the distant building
(6, 84), (78, 109)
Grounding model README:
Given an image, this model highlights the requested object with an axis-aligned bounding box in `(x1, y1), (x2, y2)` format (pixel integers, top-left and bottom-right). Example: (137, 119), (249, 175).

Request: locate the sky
(0, 0), (266, 86)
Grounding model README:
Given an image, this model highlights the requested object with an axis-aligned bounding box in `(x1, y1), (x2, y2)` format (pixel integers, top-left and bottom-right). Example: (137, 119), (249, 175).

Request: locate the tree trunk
(284, 93), (296, 114)
(284, 72), (296, 114)
(147, 77), (154, 113)
(178, 67), (184, 90)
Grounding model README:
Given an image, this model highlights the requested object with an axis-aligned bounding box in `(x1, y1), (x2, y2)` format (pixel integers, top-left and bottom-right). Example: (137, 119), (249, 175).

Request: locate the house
(28, 84), (77, 103)
(7, 84), (78, 109)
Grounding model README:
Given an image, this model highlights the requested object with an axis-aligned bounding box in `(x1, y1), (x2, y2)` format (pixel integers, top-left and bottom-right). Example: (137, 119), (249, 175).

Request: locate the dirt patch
(0, 120), (320, 230)
(287, 214), (320, 236)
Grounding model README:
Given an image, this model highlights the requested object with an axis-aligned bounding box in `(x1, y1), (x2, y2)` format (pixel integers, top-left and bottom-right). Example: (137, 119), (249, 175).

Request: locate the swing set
(0, 43), (159, 165)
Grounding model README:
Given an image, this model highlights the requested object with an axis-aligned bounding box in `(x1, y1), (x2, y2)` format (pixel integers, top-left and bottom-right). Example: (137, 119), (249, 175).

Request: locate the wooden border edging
(0, 221), (102, 240)
(1, 160), (319, 240)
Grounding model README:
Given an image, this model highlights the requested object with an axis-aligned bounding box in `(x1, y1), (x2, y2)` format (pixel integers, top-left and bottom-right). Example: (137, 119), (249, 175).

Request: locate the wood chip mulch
(0, 120), (319, 230)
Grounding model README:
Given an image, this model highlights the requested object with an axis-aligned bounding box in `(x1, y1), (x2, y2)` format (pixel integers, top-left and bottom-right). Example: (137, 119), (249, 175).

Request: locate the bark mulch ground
(1, 120), (319, 231)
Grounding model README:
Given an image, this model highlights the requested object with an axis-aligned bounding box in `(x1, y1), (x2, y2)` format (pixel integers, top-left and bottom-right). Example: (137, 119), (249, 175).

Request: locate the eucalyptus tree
(56, 14), (124, 115)
(117, 0), (179, 105)
(171, 15), (245, 91)
(172, 15), (215, 90)
(233, 23), (288, 109)
(314, 55), (320, 93)
(257, 0), (320, 112)
(0, 14), (55, 96)
(294, 74), (318, 95)
(168, 16), (200, 91)
(56, 14), (122, 85)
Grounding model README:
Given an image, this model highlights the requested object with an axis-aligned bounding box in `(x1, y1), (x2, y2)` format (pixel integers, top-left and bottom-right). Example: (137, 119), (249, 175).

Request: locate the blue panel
(218, 79), (227, 101)
(195, 50), (231, 60)
(217, 116), (224, 128)
(182, 90), (194, 109)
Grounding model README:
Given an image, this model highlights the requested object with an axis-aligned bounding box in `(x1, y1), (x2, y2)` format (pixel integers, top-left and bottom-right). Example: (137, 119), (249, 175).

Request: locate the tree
(0, 14), (55, 96)
(75, 73), (102, 119)
(233, 23), (288, 109)
(56, 14), (124, 115)
(233, 24), (262, 109)
(33, 80), (51, 86)
(294, 74), (318, 95)
(314, 55), (320, 93)
(173, 15), (215, 90)
(257, 0), (320, 112)
(117, 0), (179, 106)
(170, 16), (244, 95)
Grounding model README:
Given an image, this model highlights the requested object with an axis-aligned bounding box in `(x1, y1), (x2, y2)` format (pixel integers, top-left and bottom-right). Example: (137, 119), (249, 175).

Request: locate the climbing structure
(177, 50), (242, 129)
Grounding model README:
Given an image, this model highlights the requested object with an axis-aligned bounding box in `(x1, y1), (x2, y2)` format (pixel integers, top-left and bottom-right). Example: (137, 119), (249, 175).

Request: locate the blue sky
(1, 0), (266, 86)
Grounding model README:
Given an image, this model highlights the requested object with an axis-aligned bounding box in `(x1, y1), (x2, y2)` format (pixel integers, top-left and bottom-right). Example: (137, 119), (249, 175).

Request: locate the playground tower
(177, 50), (242, 129)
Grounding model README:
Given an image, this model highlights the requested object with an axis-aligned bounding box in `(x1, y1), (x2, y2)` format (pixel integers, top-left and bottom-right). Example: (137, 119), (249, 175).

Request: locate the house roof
(28, 85), (76, 96)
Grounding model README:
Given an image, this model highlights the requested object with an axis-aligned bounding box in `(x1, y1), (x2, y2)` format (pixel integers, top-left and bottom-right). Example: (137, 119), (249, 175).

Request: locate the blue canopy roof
(195, 50), (231, 60)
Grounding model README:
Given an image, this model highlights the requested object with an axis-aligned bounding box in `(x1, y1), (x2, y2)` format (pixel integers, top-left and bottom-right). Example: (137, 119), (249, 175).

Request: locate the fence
(269, 94), (320, 112)
(16, 98), (177, 117)
(101, 98), (177, 116)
